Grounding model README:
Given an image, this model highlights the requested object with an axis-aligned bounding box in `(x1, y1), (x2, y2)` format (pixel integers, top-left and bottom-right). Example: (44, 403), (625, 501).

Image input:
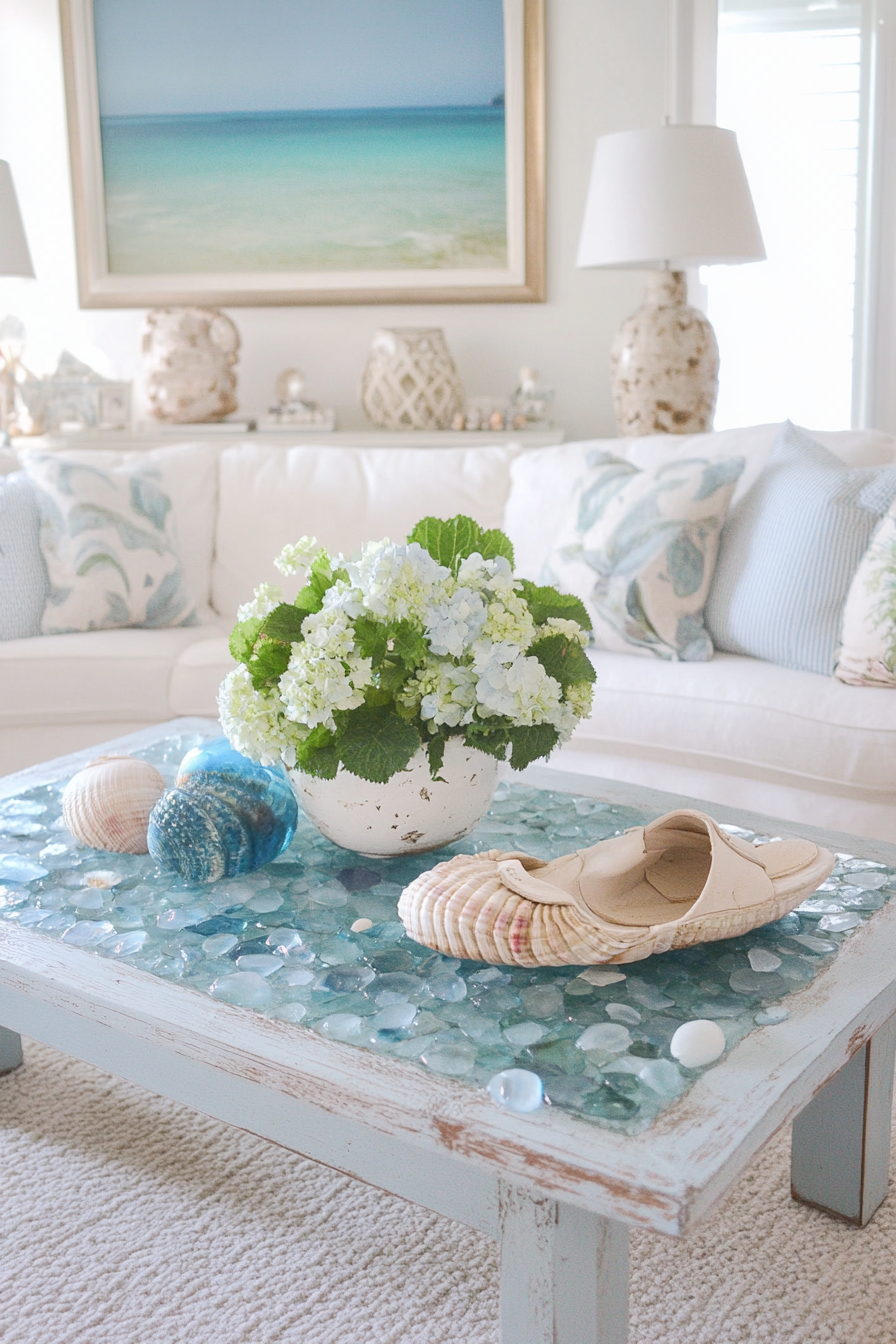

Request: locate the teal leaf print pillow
(543, 452), (744, 661)
(835, 499), (896, 686)
(22, 451), (196, 635)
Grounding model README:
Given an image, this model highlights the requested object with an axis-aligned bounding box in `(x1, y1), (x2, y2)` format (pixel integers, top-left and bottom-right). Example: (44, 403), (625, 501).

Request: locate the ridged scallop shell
(147, 737), (298, 884)
(397, 849), (814, 967)
(62, 755), (166, 854)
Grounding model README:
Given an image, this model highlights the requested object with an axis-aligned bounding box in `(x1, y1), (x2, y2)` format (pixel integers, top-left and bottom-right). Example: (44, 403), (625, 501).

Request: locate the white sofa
(2, 426), (895, 843)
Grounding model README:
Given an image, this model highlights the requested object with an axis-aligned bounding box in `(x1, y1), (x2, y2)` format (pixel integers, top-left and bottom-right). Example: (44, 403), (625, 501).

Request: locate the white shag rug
(2, 1038), (895, 1343)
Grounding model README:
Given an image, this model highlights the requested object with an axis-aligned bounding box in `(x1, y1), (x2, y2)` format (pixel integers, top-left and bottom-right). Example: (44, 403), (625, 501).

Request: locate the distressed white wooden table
(2, 720), (896, 1344)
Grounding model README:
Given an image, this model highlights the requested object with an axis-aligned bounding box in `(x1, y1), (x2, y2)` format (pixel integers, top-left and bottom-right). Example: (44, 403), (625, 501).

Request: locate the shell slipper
(397, 809), (836, 966)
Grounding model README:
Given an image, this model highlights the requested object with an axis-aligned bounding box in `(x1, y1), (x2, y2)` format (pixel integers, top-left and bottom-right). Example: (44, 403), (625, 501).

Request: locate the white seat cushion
(169, 635), (234, 717)
(0, 624), (225, 727)
(211, 442), (521, 621)
(569, 649), (896, 804)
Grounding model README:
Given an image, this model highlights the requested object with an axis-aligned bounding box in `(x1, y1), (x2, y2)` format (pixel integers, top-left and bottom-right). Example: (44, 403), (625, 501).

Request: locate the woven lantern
(360, 328), (464, 431)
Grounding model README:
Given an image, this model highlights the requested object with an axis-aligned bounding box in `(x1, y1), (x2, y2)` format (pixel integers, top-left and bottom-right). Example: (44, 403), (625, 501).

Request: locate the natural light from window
(706, 4), (862, 430)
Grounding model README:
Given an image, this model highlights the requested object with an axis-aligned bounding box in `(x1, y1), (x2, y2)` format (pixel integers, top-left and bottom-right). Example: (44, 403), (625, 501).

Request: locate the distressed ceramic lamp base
(610, 269), (719, 437)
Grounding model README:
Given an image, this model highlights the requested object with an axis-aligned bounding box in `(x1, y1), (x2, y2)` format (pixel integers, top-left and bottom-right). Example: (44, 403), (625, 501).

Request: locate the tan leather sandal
(397, 809), (836, 966)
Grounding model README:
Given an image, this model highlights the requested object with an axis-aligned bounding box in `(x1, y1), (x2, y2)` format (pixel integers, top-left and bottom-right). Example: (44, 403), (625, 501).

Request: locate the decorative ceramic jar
(143, 307), (240, 424)
(360, 327), (464, 430)
(291, 739), (498, 857)
(610, 270), (719, 436)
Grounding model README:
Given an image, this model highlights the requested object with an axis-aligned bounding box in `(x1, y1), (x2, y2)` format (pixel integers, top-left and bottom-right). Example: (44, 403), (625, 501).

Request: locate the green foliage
(518, 579), (592, 631)
(426, 735), (447, 780)
(408, 514), (515, 574)
(247, 638), (292, 691)
(229, 617), (263, 666)
(335, 705), (421, 784)
(507, 724), (560, 770)
(259, 603), (306, 644)
(463, 722), (511, 760)
(294, 551), (342, 615)
(529, 633), (596, 687)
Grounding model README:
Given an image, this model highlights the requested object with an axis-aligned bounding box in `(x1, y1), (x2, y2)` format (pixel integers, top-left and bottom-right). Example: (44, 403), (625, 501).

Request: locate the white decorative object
(835, 498), (896, 687)
(143, 307), (240, 424)
(577, 125), (765, 436)
(291, 739), (499, 857)
(670, 1020), (726, 1069)
(360, 328), (464, 431)
(262, 368), (335, 431)
(62, 755), (166, 854)
(0, 161), (34, 278)
(20, 350), (132, 435)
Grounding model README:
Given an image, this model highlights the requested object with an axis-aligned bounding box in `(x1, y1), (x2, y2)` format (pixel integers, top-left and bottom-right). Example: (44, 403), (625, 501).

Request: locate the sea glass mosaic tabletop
(2, 727), (895, 1137)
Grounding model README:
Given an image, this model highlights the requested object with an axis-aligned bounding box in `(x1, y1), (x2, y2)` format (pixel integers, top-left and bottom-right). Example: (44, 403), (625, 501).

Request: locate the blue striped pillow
(705, 422), (896, 675)
(0, 471), (48, 640)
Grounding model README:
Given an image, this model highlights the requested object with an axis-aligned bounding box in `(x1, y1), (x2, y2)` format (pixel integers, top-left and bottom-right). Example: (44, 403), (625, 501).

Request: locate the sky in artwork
(93, 0), (506, 117)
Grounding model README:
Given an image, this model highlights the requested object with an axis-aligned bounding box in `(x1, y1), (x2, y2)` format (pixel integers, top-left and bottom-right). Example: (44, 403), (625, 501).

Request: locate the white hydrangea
(346, 540), (449, 622)
(402, 659), (478, 728)
(537, 617), (589, 648)
(423, 584), (487, 657)
(456, 552), (516, 596)
(481, 591), (537, 652)
(236, 581), (283, 624)
(474, 653), (564, 726)
(300, 603), (357, 658)
(278, 644), (373, 732)
(274, 536), (321, 576)
(564, 680), (595, 720)
(217, 666), (304, 767)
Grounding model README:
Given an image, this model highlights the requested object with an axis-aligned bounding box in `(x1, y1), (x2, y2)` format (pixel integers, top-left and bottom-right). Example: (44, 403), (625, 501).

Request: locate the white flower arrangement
(219, 515), (595, 783)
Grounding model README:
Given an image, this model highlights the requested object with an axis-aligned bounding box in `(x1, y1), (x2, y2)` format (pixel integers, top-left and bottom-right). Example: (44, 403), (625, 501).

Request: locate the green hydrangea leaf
(295, 726), (340, 778)
(518, 580), (593, 631)
(426, 734), (447, 780)
(259, 603), (306, 644)
(294, 551), (339, 615)
(478, 527), (515, 567)
(529, 633), (596, 687)
(353, 615), (389, 664)
(338, 705), (421, 783)
(229, 617), (263, 666)
(390, 619), (428, 668)
(508, 724), (560, 770)
(247, 638), (292, 691)
(463, 723), (511, 759)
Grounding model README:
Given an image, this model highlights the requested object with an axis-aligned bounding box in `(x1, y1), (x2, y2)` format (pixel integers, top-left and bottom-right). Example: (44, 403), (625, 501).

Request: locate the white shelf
(24, 426), (565, 452)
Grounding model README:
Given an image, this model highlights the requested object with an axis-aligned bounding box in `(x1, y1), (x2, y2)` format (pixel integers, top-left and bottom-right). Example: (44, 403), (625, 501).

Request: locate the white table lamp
(577, 125), (765, 436)
(0, 161), (34, 279)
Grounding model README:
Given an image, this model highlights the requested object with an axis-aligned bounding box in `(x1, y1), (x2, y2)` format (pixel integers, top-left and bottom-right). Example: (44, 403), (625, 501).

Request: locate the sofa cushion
(211, 442), (520, 620)
(169, 634), (234, 716)
(0, 624), (225, 728)
(504, 423), (896, 585)
(835, 496), (896, 686)
(705, 424), (896, 675)
(17, 442), (218, 615)
(0, 472), (48, 640)
(542, 452), (743, 662)
(572, 649), (896, 805)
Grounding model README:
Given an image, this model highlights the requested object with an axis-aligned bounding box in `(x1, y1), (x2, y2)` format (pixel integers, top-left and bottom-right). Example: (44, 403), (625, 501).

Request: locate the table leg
(498, 1181), (628, 1344)
(791, 1015), (896, 1225)
(0, 1026), (23, 1074)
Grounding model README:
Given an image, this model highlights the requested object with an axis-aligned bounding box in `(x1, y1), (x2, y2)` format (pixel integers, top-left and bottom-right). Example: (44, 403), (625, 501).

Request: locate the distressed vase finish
(610, 269), (719, 436)
(147, 738), (298, 883)
(291, 738), (499, 857)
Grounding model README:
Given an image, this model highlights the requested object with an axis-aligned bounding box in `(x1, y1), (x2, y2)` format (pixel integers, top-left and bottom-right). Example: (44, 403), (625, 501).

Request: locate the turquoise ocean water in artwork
(99, 106), (507, 274)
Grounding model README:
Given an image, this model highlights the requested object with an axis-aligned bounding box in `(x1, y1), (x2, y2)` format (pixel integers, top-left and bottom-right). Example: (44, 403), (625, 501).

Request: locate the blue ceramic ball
(147, 738), (298, 883)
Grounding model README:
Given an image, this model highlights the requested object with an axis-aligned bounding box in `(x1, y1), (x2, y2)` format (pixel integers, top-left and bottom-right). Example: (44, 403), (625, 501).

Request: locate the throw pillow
(22, 451), (197, 635)
(0, 471), (48, 640)
(705, 422), (896, 676)
(834, 500), (896, 686)
(542, 451), (745, 661)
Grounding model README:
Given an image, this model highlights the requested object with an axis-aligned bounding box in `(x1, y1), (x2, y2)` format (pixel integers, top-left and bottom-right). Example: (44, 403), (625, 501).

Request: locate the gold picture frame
(60, 0), (545, 308)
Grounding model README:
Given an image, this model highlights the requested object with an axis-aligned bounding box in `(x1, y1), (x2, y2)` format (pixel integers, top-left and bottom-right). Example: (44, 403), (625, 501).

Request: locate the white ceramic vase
(290, 738), (498, 857)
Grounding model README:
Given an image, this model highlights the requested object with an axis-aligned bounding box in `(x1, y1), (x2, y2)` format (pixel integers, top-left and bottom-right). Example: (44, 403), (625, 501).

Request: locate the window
(706, 2), (866, 429)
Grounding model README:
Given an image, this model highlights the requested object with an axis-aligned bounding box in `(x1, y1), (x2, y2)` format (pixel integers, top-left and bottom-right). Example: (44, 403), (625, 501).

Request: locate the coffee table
(2, 718), (896, 1344)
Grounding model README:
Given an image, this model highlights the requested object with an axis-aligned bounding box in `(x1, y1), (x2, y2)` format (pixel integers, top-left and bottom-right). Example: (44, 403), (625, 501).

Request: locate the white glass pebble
(638, 1059), (684, 1097)
(577, 967), (626, 987)
(209, 971), (273, 1010)
(503, 1021), (545, 1047)
(235, 953), (285, 976)
(670, 1020), (726, 1069)
(605, 1003), (642, 1026)
(351, 918), (374, 933)
(747, 948), (782, 973)
(817, 911), (861, 932)
(203, 933), (238, 958)
(576, 1023), (632, 1053)
(487, 1068), (544, 1113)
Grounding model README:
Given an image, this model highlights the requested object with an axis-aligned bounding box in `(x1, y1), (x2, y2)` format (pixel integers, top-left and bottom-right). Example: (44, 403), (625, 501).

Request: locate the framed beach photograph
(60, 0), (545, 307)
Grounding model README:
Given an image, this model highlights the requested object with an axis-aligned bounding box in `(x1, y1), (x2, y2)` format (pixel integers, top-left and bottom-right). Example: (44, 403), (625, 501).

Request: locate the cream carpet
(2, 1038), (895, 1343)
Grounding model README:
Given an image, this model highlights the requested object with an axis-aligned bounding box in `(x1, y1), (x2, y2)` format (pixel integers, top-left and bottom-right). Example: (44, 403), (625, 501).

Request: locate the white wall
(0, 0), (667, 439)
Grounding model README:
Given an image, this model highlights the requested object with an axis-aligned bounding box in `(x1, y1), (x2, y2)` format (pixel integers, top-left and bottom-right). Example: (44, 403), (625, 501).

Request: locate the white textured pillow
(212, 442), (520, 621)
(22, 451), (197, 634)
(542, 451), (744, 661)
(835, 500), (896, 686)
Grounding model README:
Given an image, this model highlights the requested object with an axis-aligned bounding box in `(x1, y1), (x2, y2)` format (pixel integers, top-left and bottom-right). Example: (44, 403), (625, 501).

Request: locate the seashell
(669, 1020), (726, 1069)
(147, 737), (298, 884)
(62, 755), (166, 854)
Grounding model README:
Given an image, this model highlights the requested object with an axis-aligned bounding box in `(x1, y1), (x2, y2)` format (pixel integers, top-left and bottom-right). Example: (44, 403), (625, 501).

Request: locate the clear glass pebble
(5, 730), (896, 1138)
(487, 1068), (544, 1113)
(817, 912), (861, 933)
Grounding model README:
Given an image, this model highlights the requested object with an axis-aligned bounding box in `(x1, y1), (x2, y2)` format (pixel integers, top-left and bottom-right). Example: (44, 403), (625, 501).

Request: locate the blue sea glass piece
(147, 738), (298, 884)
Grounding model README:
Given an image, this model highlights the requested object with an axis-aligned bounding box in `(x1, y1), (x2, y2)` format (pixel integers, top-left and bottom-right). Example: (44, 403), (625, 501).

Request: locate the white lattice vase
(360, 328), (465, 431)
(290, 739), (498, 857)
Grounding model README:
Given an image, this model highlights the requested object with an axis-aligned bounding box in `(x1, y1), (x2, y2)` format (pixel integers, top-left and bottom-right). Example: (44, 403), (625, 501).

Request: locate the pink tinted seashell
(62, 755), (166, 854)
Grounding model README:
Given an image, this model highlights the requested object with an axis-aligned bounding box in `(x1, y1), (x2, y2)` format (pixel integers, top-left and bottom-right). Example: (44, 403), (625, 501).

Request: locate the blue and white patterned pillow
(705, 422), (896, 675)
(543, 452), (745, 661)
(0, 471), (48, 640)
(21, 451), (196, 635)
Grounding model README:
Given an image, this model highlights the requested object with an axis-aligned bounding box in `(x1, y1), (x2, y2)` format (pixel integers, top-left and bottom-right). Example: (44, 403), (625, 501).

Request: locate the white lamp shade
(577, 125), (765, 270)
(0, 161), (35, 278)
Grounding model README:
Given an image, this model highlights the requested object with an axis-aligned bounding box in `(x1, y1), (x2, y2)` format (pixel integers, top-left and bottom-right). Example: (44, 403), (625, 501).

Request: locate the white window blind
(706, 2), (864, 430)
